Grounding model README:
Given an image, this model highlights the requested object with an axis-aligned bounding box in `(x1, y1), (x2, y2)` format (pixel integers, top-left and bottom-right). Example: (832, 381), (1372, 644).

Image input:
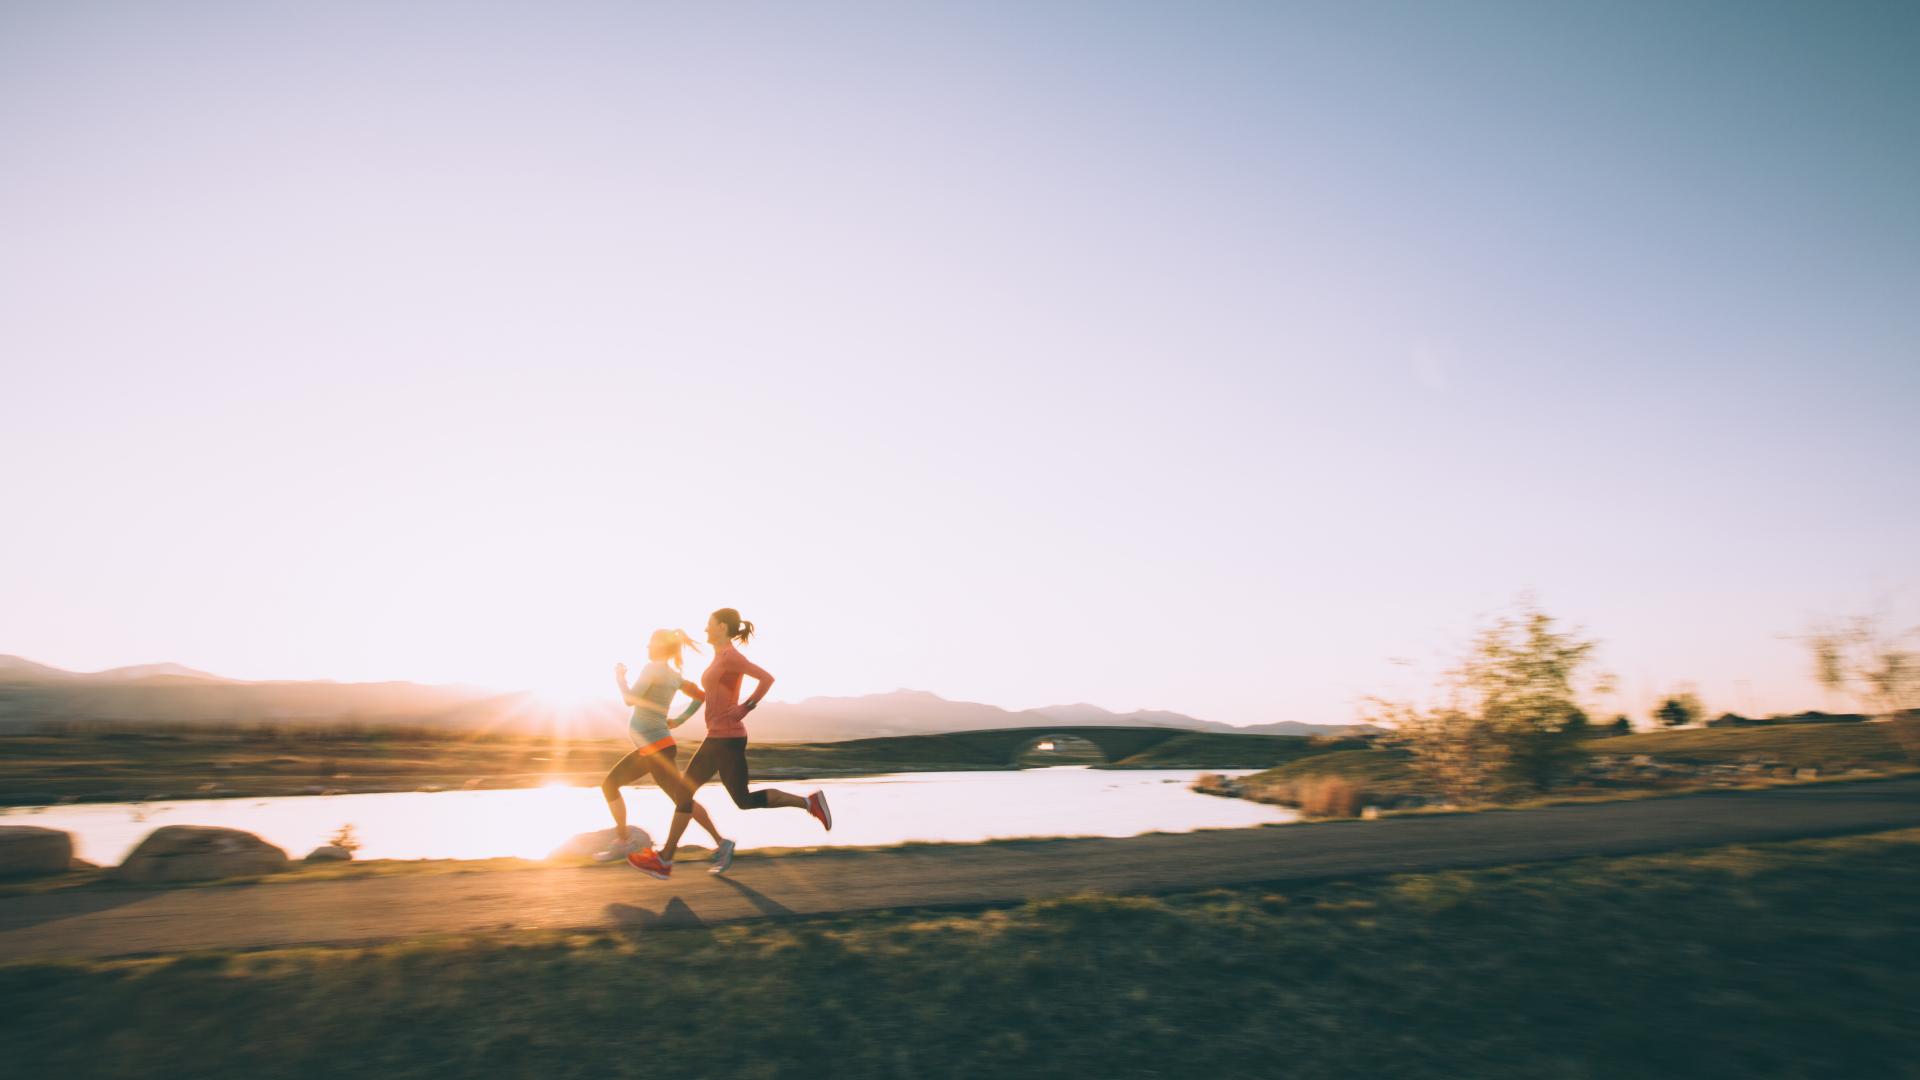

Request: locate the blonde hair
(712, 608), (755, 645)
(648, 628), (702, 670)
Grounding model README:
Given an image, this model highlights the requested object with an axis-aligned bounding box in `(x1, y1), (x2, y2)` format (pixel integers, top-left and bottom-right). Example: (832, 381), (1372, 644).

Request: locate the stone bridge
(905, 726), (1192, 766)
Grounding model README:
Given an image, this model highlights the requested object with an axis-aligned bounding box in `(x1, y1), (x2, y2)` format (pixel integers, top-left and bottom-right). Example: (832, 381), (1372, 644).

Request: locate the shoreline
(0, 725), (1336, 807)
(11, 772), (1919, 900)
(4, 780), (1917, 961)
(0, 763), (1017, 809)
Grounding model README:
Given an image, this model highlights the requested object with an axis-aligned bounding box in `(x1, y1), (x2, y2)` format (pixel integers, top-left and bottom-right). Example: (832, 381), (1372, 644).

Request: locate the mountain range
(0, 656), (224, 683)
(0, 656), (1377, 740)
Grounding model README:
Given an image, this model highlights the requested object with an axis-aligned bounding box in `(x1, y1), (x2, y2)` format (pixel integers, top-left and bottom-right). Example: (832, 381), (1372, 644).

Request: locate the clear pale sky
(3, 2), (1916, 726)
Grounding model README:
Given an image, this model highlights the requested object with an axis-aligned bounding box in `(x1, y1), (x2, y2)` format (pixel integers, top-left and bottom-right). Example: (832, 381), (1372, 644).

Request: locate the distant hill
(0, 656), (1374, 740)
(1238, 719), (1385, 737)
(92, 662), (229, 682)
(746, 690), (1032, 742)
(1017, 700), (1377, 740)
(0, 655), (228, 684)
(1020, 702), (1229, 731)
(750, 691), (1377, 742)
(0, 655), (82, 681)
(0, 655), (556, 735)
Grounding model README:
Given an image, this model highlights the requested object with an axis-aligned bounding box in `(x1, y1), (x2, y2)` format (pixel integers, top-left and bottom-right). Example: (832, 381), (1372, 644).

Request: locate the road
(3, 778), (1917, 961)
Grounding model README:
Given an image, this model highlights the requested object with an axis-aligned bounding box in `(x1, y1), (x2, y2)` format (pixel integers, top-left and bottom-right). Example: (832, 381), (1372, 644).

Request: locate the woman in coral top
(629, 608), (832, 879)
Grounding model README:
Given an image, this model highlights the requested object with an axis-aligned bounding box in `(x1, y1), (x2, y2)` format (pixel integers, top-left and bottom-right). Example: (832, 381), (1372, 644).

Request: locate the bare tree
(1807, 611), (1920, 760)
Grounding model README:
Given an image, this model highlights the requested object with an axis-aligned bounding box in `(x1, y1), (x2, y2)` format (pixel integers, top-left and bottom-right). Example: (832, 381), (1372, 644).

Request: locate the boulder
(116, 826), (289, 883)
(0, 826), (74, 878)
(304, 845), (353, 862)
(550, 825), (652, 860)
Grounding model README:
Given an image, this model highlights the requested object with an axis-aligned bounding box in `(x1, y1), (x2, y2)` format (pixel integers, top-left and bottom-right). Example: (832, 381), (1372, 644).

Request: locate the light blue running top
(629, 660), (700, 748)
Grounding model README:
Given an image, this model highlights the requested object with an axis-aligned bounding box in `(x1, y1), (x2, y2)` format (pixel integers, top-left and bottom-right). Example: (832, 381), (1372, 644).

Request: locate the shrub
(1373, 597), (1605, 798)
(1655, 693), (1703, 728)
(1296, 777), (1361, 818)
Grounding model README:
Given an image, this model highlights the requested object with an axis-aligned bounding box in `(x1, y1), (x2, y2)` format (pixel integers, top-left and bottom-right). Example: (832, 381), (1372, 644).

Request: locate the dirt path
(5, 779), (1918, 961)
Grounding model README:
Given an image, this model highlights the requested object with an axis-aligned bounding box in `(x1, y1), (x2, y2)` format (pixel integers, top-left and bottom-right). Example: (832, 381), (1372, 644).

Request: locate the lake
(4, 768), (1296, 863)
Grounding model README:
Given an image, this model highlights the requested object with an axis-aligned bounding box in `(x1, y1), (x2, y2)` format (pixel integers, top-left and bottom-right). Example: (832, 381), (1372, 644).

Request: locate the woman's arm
(736, 655), (774, 713)
(666, 674), (705, 728)
(667, 699), (702, 728)
(613, 663), (642, 707)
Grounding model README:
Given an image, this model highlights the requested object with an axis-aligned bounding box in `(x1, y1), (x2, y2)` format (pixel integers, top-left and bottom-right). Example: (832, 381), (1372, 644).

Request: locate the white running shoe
(708, 838), (736, 875)
(592, 834), (641, 862)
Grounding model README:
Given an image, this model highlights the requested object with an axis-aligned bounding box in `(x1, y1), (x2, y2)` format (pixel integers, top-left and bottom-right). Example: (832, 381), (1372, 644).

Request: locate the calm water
(3, 768), (1296, 863)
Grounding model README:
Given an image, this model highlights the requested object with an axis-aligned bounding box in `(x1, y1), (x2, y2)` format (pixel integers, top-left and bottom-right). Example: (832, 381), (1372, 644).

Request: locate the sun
(518, 664), (609, 712)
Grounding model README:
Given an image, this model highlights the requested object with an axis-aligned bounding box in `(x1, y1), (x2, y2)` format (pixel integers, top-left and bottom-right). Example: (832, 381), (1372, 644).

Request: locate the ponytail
(649, 628), (704, 670)
(712, 608), (755, 645)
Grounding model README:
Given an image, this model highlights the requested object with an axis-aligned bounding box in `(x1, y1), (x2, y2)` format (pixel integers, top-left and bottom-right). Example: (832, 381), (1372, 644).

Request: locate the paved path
(4, 779), (1918, 961)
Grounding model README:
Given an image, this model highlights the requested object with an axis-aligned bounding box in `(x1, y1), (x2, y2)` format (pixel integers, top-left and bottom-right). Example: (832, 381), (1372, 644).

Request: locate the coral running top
(700, 645), (772, 739)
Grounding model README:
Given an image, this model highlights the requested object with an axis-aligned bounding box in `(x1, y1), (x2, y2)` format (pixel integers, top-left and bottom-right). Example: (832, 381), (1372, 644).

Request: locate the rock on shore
(116, 826), (289, 883)
(0, 826), (74, 878)
(550, 826), (652, 860)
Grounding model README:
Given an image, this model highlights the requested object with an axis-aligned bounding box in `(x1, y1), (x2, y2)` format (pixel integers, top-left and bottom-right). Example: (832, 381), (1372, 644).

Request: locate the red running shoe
(627, 848), (672, 879)
(806, 790), (833, 831)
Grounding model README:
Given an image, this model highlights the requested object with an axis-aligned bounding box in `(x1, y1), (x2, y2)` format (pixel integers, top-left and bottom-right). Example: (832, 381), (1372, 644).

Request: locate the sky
(2, 1), (1916, 726)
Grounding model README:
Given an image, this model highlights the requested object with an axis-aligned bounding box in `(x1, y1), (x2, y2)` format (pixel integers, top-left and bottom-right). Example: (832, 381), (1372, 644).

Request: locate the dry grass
(5, 828), (1917, 1079)
(1217, 722), (1920, 818)
(1294, 776), (1361, 817)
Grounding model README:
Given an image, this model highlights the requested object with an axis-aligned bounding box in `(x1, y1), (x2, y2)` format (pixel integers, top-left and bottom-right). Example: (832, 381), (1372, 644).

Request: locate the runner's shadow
(712, 875), (794, 918)
(605, 896), (705, 930)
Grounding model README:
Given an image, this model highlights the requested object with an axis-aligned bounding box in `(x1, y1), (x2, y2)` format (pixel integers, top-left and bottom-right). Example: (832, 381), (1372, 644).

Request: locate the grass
(1226, 722), (1920, 816)
(0, 857), (565, 897)
(1230, 747), (1426, 811)
(1106, 732), (1371, 769)
(3, 828), (1917, 1078)
(1602, 721), (1911, 770)
(0, 728), (628, 805)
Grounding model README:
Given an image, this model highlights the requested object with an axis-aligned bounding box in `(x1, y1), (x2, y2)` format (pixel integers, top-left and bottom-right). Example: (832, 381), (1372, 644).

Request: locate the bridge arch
(928, 725), (1192, 767)
(1010, 732), (1108, 765)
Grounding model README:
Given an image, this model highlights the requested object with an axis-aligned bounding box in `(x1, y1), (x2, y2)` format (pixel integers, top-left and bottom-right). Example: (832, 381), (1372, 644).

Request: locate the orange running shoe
(627, 848), (672, 879)
(806, 790), (833, 831)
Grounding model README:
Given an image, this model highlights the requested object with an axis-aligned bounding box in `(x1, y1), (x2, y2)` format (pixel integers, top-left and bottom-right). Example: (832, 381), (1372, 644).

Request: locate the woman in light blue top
(595, 629), (731, 868)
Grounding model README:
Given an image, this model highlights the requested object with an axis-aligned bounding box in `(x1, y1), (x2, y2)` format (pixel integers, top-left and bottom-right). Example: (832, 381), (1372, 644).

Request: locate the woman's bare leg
(660, 741), (720, 861)
(661, 810), (696, 861)
(643, 750), (727, 852)
(688, 801), (726, 847)
(599, 752), (647, 845)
